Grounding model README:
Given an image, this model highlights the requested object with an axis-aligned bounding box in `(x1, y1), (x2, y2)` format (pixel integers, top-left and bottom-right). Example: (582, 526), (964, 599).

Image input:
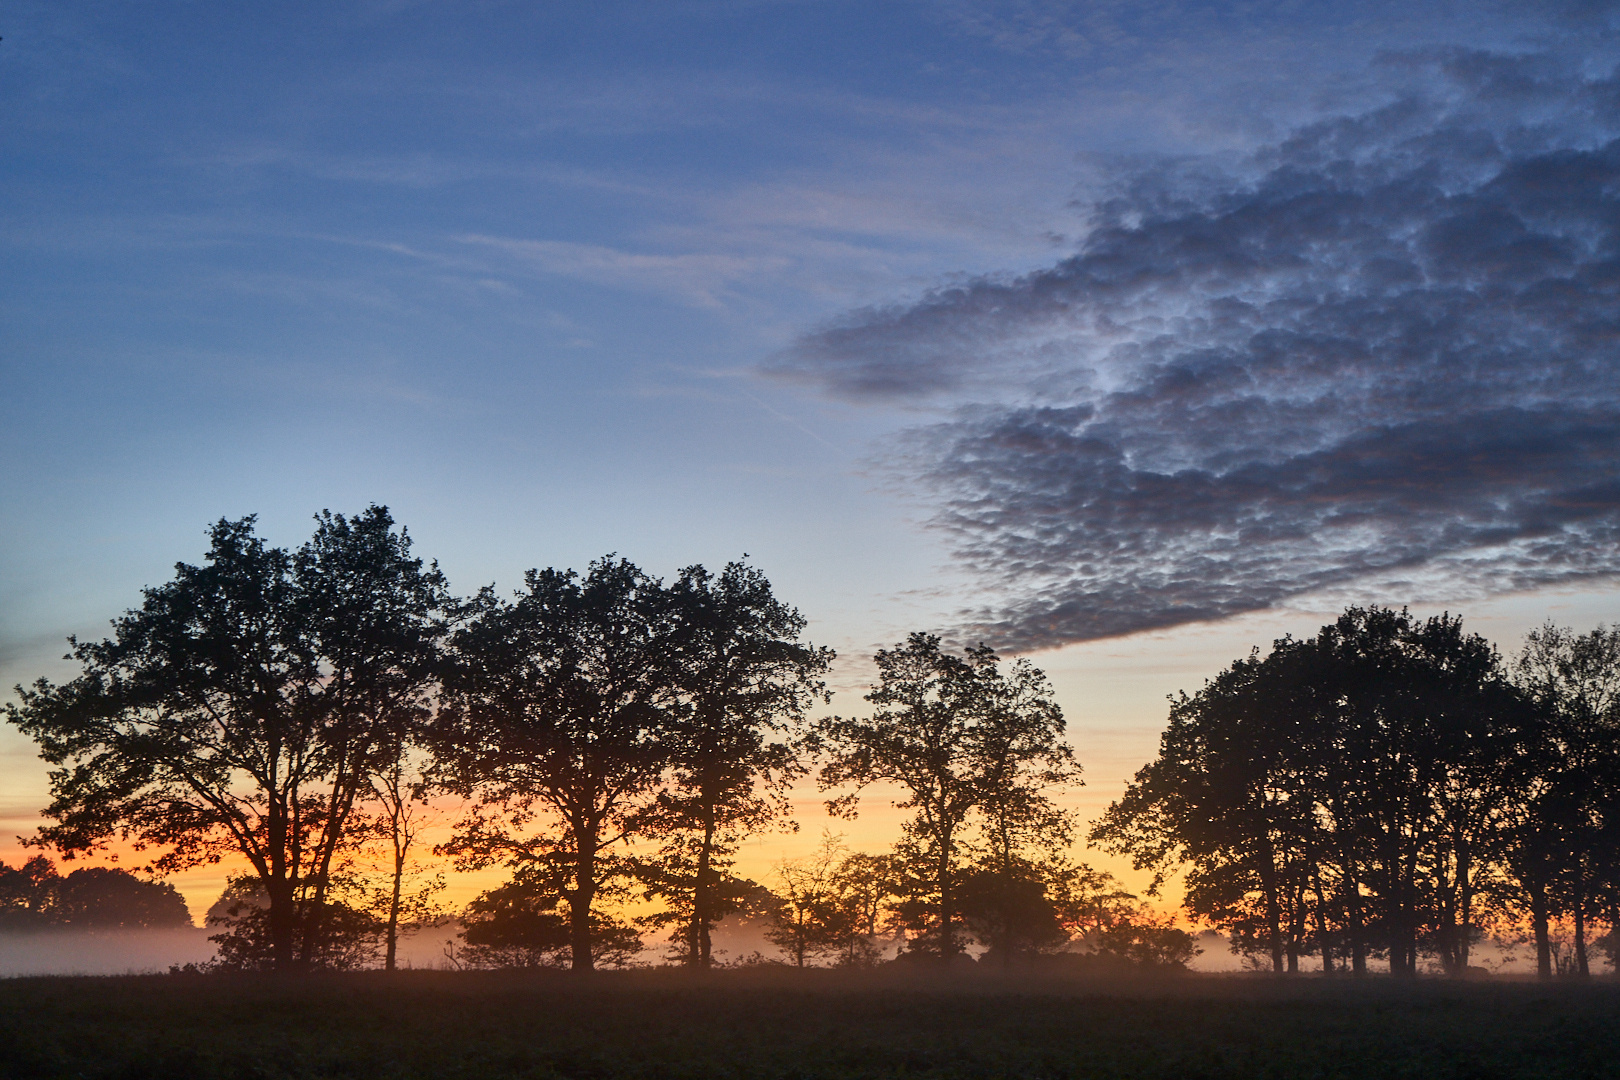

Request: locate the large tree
(639, 561), (833, 968)
(815, 633), (1079, 960)
(1091, 643), (1313, 973)
(1512, 623), (1620, 977)
(434, 557), (680, 972)
(1093, 607), (1528, 977)
(4, 508), (450, 971)
(286, 507), (453, 965)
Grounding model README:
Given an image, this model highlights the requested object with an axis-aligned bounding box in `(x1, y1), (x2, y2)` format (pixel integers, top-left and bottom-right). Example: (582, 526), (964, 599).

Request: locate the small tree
(205, 876), (382, 971)
(958, 861), (1068, 965)
(767, 832), (848, 967)
(457, 866), (642, 969)
(360, 752), (446, 971)
(767, 833), (897, 967)
(1047, 863), (1198, 967)
(634, 840), (776, 965)
(829, 851), (898, 966)
(815, 634), (1078, 960)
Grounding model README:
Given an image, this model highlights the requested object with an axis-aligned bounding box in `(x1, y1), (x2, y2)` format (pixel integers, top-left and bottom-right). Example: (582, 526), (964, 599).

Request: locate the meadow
(3, 969), (1618, 1080)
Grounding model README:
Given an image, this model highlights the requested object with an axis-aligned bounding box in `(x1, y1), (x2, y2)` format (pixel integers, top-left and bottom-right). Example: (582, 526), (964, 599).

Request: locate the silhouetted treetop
(4, 507), (451, 970)
(0, 857), (191, 930)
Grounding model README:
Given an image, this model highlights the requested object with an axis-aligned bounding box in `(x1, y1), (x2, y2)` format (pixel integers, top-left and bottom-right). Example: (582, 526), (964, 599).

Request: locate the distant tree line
(0, 855), (191, 930)
(7, 508), (1150, 974)
(1093, 607), (1620, 978)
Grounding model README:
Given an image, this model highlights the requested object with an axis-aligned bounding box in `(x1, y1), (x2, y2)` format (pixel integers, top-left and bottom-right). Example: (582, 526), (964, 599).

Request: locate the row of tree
(1094, 608), (1620, 978)
(14, 509), (1611, 977)
(6, 508), (1131, 973)
(754, 832), (1194, 971)
(0, 856), (192, 930)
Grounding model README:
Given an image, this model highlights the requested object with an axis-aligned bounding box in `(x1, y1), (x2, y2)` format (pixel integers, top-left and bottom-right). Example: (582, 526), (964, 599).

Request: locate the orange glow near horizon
(0, 772), (1182, 932)
(17, 583), (1605, 936)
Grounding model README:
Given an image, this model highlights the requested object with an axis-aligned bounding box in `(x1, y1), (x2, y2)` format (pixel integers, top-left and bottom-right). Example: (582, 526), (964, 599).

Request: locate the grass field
(3, 968), (1618, 1079)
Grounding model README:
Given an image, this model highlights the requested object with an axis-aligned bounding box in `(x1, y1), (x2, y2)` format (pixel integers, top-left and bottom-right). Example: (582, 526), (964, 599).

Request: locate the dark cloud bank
(775, 50), (1620, 650)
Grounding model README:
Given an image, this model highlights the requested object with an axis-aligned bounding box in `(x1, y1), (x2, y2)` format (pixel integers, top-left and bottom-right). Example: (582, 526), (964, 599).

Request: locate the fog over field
(0, 924), (1563, 979)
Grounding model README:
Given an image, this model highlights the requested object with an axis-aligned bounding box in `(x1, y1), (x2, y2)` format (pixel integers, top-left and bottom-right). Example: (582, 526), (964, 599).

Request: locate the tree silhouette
(434, 558), (680, 972)
(4, 508), (449, 971)
(359, 753), (446, 971)
(456, 865), (642, 969)
(767, 833), (897, 967)
(0, 856), (59, 929)
(1091, 643), (1304, 972)
(815, 634), (1077, 961)
(966, 651), (1084, 965)
(958, 861), (1068, 963)
(285, 508), (452, 967)
(0, 857), (191, 929)
(1512, 623), (1620, 977)
(205, 876), (382, 971)
(767, 832), (841, 966)
(638, 561), (832, 968)
(1094, 607), (1528, 977)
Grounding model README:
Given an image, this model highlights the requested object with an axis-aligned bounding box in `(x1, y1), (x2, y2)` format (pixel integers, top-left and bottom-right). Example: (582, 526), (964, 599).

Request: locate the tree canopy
(11, 507), (1618, 979)
(3, 507), (450, 970)
(814, 634), (1082, 960)
(1091, 607), (1617, 977)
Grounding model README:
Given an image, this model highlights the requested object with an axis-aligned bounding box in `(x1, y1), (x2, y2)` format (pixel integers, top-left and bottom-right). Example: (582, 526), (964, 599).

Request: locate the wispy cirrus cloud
(458, 233), (790, 309)
(772, 48), (1620, 650)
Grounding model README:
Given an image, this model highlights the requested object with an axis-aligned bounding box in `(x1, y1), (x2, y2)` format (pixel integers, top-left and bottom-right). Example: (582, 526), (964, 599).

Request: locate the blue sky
(7, 1), (1620, 896)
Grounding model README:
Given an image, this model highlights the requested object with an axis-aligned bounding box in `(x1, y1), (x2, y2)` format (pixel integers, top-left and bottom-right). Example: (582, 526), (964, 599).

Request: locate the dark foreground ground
(3, 968), (1618, 1080)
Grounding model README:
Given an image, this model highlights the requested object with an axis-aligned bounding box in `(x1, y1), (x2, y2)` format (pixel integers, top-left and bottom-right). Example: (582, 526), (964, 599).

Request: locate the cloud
(458, 234), (790, 308)
(771, 48), (1620, 650)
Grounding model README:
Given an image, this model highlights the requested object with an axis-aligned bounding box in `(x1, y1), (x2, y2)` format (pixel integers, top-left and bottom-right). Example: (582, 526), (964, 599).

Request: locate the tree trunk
(998, 815), (1014, 968)
(1531, 879), (1552, 979)
(1456, 830), (1473, 975)
(1311, 865), (1333, 975)
(1317, 910), (1333, 975)
(937, 826), (954, 959)
(1343, 871), (1367, 976)
(1386, 834), (1418, 978)
(1256, 844), (1284, 974)
(1574, 865), (1589, 978)
(265, 785), (296, 972)
(1285, 878), (1304, 974)
(691, 802), (717, 970)
(1435, 846), (1459, 976)
(301, 761), (360, 969)
(572, 831), (598, 973)
(384, 838), (405, 972)
(266, 875), (297, 973)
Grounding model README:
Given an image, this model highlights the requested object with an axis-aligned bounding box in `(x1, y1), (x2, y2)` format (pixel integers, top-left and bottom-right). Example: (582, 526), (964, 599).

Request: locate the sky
(6, 0), (1620, 925)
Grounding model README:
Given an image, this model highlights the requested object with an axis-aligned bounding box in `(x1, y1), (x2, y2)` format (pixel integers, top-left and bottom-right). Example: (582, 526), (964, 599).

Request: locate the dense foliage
(4, 508), (450, 971)
(0, 856), (192, 930)
(9, 508), (1617, 978)
(1094, 608), (1620, 977)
